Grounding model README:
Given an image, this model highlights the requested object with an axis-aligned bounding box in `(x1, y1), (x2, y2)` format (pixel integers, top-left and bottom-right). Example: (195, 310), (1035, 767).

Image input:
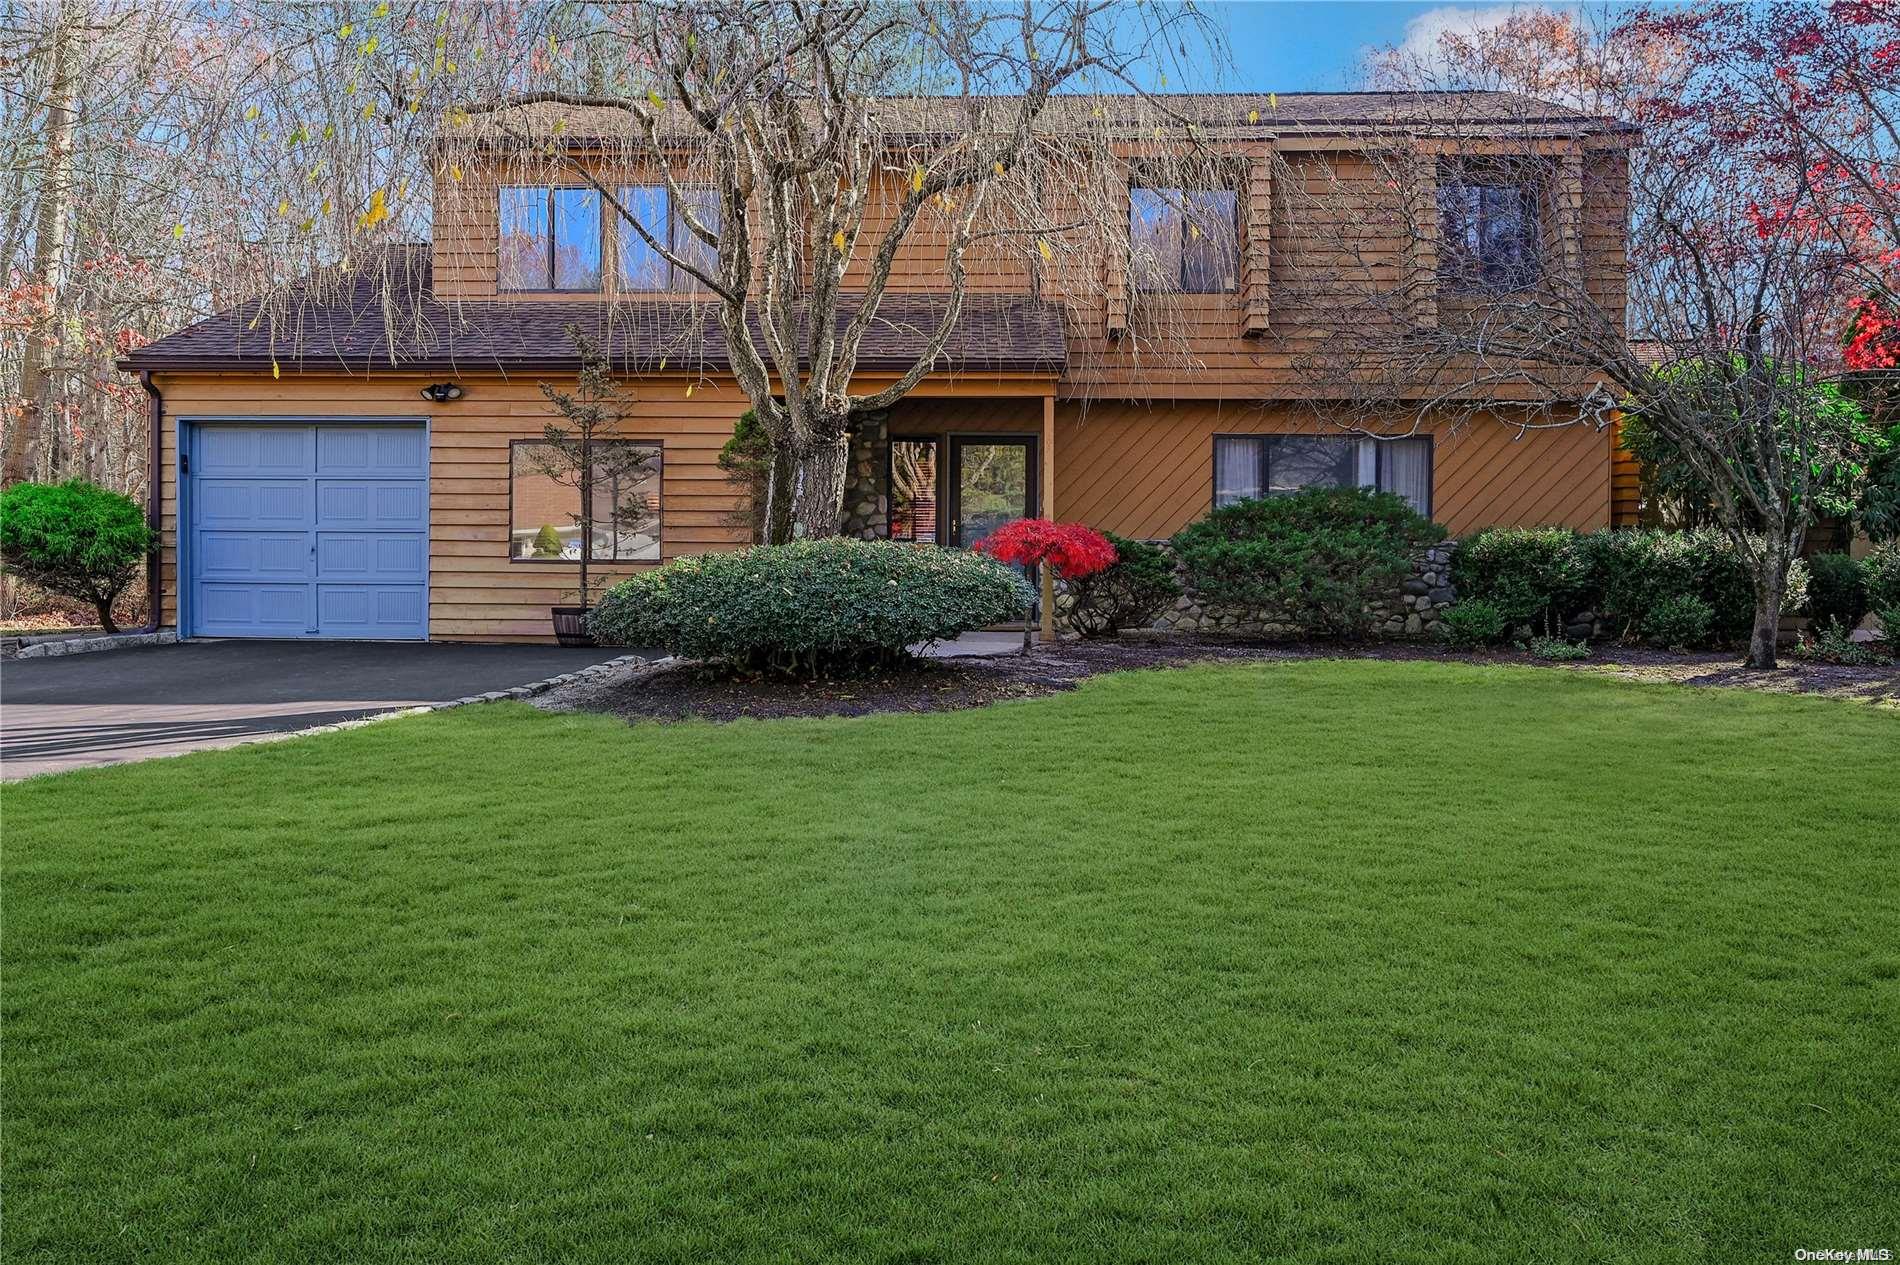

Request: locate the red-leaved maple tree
(975, 519), (1117, 653)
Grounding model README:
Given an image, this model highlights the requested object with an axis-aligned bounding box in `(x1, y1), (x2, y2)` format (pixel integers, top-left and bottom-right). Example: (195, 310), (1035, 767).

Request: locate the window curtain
(1213, 436), (1263, 505)
(1376, 438), (1432, 514)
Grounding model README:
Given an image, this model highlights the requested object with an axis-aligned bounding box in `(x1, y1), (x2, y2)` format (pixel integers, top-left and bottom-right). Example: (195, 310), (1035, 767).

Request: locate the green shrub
(1528, 635), (1591, 661)
(1170, 487), (1443, 639)
(532, 524), (564, 558)
(1063, 533), (1180, 638)
(1864, 543), (1900, 644)
(0, 480), (154, 633)
(1805, 552), (1868, 633)
(1791, 622), (1887, 666)
(587, 538), (1033, 675)
(1439, 598), (1509, 648)
(1570, 527), (1809, 645)
(1643, 593), (1715, 650)
(1450, 528), (1591, 636)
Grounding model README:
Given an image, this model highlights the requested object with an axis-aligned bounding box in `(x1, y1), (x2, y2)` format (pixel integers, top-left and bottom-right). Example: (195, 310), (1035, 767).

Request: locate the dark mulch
(535, 635), (1900, 724)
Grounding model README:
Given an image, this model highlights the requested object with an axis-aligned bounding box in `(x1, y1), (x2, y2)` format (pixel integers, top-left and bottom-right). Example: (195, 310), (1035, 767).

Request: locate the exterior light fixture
(420, 382), (465, 403)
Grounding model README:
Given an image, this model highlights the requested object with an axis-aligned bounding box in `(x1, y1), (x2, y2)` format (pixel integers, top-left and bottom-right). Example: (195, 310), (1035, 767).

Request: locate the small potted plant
(531, 330), (659, 646)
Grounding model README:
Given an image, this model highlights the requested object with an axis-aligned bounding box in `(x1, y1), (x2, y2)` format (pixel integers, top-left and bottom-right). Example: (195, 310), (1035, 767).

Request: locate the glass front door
(948, 438), (1037, 550)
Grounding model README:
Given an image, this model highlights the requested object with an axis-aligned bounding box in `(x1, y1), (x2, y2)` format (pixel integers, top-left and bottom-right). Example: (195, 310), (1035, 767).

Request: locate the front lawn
(4, 661), (1895, 1262)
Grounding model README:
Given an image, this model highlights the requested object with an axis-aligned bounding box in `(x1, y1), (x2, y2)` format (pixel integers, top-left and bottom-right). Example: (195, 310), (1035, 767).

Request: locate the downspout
(137, 370), (163, 634)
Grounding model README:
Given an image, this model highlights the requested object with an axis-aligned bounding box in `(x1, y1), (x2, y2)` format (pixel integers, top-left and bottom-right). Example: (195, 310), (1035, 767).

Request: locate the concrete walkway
(1, 640), (630, 780)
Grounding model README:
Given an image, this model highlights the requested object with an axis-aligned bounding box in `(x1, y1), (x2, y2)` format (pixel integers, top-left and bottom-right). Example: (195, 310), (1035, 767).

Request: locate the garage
(184, 422), (428, 639)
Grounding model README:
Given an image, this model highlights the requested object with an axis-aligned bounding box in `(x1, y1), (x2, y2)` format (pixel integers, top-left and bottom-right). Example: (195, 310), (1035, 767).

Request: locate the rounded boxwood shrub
(1064, 532), (1181, 638)
(1170, 487), (1443, 639)
(587, 538), (1033, 676)
(1643, 593), (1716, 649)
(0, 480), (155, 633)
(1805, 552), (1868, 633)
(1450, 527), (1591, 636)
(1438, 598), (1509, 648)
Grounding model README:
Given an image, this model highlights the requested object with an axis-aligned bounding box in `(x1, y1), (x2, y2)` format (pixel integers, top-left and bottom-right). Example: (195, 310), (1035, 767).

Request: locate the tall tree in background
(1322, 0), (1899, 668)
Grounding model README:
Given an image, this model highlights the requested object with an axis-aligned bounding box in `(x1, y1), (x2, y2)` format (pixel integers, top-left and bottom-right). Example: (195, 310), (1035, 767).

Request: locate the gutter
(136, 370), (163, 635)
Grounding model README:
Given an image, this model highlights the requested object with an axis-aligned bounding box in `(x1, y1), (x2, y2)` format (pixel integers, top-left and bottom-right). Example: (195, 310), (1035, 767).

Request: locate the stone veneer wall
(1059, 540), (1461, 639)
(839, 414), (891, 541)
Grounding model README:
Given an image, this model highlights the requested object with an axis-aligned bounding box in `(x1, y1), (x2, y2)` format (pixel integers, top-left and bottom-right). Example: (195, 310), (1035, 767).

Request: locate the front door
(947, 437), (1037, 551)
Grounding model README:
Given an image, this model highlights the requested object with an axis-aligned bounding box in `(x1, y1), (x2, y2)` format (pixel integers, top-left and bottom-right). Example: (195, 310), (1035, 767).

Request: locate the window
(1213, 435), (1432, 515)
(1437, 168), (1541, 290)
(888, 439), (941, 543)
(1130, 187), (1238, 293)
(617, 185), (720, 291)
(510, 440), (662, 562)
(497, 187), (602, 291)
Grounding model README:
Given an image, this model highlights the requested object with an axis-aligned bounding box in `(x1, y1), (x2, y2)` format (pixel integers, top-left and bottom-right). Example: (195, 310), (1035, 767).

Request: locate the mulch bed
(533, 635), (1900, 724)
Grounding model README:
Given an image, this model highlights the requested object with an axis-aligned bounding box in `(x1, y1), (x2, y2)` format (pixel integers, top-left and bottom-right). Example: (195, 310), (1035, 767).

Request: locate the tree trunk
(1745, 536), (1789, 670)
(762, 443), (796, 544)
(94, 592), (119, 635)
(791, 436), (850, 539)
(7, 0), (82, 486)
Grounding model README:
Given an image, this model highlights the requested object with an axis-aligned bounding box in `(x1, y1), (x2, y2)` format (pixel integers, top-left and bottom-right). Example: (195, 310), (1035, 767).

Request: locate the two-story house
(120, 91), (1634, 642)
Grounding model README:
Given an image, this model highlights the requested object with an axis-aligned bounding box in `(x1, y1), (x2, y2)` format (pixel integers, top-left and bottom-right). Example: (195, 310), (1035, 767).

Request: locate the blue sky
(1168, 1), (1634, 92)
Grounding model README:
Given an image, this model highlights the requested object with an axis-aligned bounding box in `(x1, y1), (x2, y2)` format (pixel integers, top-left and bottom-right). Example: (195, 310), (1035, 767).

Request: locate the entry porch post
(1040, 393), (1056, 644)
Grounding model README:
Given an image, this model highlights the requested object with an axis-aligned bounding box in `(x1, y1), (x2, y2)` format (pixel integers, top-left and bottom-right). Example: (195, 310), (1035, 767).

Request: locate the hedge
(587, 538), (1032, 675)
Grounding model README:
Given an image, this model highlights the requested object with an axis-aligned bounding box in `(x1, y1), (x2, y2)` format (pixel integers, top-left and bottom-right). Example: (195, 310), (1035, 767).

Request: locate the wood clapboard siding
(153, 371), (756, 642)
(1611, 415), (1642, 527)
(883, 396), (1611, 540)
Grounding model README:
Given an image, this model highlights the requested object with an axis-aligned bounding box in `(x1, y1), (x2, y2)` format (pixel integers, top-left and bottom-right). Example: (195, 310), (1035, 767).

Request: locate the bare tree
(1299, 2), (1898, 668)
(426, 1), (1223, 539)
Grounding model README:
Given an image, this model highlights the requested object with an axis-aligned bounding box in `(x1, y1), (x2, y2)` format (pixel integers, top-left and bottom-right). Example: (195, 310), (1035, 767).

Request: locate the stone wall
(1060, 540), (1461, 640)
(839, 414), (891, 541)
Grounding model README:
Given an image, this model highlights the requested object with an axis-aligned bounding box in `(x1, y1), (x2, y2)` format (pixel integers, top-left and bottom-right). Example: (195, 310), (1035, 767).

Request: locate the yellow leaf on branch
(245, 104), (259, 120)
(338, 23), (353, 37)
(278, 199), (289, 216)
(1268, 92), (1278, 112)
(272, 359), (280, 380)
(450, 164), (463, 182)
(1038, 239), (1052, 261)
(363, 35), (378, 56)
(1248, 109), (1259, 124)
(912, 166), (925, 194)
(360, 189), (388, 228)
(833, 231), (847, 252)
(372, 2), (388, 17)
(172, 223), (185, 239)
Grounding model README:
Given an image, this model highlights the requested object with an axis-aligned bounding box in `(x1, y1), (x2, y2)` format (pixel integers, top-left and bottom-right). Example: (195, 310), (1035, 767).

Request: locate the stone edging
(285, 653), (664, 739)
(11, 629), (181, 659)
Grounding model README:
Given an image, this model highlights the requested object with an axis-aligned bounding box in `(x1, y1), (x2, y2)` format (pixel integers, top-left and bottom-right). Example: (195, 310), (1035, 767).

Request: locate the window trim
(615, 183), (721, 294)
(1435, 162), (1545, 294)
(1209, 432), (1434, 519)
(506, 437), (665, 564)
(496, 185), (604, 294)
(1129, 185), (1241, 295)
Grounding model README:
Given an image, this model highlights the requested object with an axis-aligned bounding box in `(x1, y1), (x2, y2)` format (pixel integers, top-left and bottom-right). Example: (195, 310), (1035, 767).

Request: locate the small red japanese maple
(974, 519), (1118, 652)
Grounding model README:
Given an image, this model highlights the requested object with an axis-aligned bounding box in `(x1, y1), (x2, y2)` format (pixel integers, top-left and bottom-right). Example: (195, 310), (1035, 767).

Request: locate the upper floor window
(1436, 165), (1541, 291)
(1214, 434), (1432, 516)
(1130, 187), (1238, 293)
(498, 187), (601, 292)
(618, 186), (721, 291)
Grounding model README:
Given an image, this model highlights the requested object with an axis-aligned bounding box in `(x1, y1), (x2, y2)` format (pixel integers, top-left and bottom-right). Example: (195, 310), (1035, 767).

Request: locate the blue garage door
(187, 424), (428, 639)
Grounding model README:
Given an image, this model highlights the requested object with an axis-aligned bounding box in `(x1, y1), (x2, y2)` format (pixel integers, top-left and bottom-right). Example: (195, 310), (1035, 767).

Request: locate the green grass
(4, 661), (1896, 1263)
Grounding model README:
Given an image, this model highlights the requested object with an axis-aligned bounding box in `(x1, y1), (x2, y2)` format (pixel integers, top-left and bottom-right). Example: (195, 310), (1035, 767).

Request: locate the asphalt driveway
(1, 640), (633, 780)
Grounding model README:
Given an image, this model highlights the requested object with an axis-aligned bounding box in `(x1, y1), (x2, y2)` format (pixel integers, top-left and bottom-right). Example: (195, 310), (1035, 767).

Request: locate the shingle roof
(120, 244), (1067, 376)
(463, 90), (1623, 146)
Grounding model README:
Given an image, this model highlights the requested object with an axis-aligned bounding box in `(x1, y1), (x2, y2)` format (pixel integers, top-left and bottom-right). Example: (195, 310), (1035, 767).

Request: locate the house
(119, 91), (1634, 642)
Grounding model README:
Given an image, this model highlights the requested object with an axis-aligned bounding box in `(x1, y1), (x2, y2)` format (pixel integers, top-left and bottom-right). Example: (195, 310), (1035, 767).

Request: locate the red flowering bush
(974, 518), (1118, 579)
